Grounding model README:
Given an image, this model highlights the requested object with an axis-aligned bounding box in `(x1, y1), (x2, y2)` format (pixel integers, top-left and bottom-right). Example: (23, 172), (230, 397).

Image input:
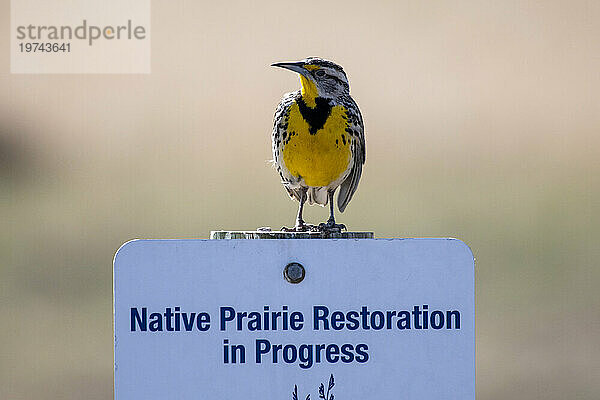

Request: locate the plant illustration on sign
(319, 374), (335, 400)
(292, 385), (310, 400)
(292, 374), (335, 400)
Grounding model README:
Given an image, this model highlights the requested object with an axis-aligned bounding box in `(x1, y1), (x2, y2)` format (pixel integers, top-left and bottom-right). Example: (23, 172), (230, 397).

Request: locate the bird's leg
(318, 190), (347, 233)
(295, 190), (307, 229)
(327, 191), (336, 225)
(281, 188), (318, 232)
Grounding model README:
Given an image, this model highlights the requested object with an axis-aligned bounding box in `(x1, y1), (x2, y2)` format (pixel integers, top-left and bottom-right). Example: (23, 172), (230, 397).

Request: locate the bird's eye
(315, 70), (325, 77)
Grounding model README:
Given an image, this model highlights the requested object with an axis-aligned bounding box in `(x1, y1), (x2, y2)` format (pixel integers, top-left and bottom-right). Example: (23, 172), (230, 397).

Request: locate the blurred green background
(1, 0), (599, 399)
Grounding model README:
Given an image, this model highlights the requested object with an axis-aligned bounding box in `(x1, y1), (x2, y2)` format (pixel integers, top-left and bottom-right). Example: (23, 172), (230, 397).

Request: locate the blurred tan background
(1, 0), (599, 399)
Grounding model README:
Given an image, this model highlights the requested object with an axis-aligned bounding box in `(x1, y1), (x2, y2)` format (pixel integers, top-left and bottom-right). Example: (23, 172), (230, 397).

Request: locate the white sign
(114, 238), (474, 399)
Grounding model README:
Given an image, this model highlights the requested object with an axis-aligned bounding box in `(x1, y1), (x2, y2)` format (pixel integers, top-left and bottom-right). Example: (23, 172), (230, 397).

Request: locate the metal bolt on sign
(284, 262), (305, 284)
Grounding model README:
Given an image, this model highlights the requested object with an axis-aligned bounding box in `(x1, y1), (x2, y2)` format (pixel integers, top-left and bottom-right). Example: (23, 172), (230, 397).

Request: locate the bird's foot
(318, 219), (347, 233)
(281, 222), (319, 232)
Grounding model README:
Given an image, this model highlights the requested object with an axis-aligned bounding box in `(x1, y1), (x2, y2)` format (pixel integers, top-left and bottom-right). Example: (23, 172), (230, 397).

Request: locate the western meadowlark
(271, 57), (365, 232)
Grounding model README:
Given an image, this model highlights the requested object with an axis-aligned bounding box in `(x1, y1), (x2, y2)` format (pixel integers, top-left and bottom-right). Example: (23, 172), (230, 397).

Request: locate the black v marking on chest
(297, 96), (333, 134)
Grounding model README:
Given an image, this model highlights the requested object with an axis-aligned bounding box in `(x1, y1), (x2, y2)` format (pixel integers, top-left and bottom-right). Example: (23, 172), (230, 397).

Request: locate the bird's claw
(318, 220), (347, 233)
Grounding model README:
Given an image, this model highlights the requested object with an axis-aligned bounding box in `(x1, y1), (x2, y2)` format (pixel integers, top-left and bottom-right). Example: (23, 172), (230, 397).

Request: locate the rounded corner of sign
(447, 238), (475, 265)
(113, 239), (144, 266)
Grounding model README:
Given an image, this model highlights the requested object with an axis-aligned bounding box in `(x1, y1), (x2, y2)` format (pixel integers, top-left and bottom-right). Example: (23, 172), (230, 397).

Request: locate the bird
(271, 57), (365, 232)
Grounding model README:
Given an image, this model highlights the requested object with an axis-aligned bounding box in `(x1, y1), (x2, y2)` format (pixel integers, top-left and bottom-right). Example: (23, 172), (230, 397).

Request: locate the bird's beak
(271, 61), (308, 77)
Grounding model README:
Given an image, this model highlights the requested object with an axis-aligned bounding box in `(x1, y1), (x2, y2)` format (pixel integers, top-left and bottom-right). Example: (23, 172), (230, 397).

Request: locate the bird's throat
(300, 75), (318, 108)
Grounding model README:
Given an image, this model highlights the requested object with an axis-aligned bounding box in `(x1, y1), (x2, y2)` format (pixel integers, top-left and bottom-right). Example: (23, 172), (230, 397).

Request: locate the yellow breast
(282, 104), (352, 187)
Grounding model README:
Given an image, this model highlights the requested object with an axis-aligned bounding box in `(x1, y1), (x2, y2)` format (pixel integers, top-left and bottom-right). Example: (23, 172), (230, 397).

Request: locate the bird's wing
(272, 91), (303, 201)
(337, 97), (365, 213)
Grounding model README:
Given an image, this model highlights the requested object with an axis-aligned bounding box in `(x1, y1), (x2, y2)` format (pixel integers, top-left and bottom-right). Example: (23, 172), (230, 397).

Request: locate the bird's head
(272, 57), (350, 104)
